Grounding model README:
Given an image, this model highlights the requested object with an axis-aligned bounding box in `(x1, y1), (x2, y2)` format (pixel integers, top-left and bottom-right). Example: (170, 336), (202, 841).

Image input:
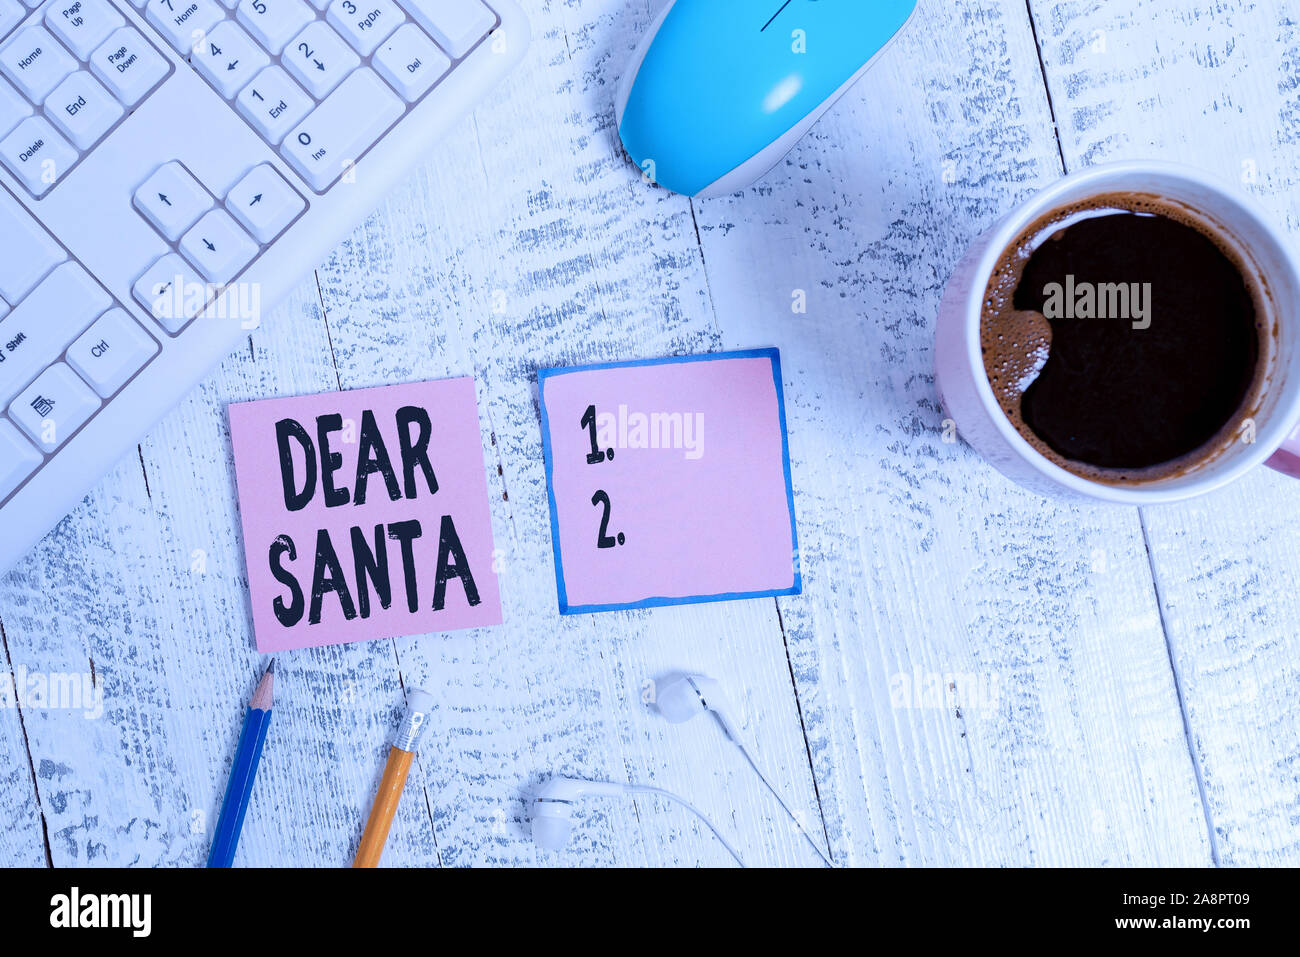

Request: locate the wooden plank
(689, 0), (1212, 863)
(1027, 0), (1300, 865)
(0, 630), (45, 866)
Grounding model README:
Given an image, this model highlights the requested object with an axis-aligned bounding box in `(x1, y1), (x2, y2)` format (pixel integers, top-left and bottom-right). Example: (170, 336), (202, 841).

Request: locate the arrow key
(132, 253), (211, 333)
(134, 161), (214, 242)
(193, 21), (269, 100)
(226, 163), (305, 243)
(179, 209), (258, 284)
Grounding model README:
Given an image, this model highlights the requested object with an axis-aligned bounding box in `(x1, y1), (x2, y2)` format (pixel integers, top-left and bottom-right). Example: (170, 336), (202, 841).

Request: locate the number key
(373, 22), (446, 103)
(193, 20), (268, 98)
(236, 0), (313, 55)
(327, 0), (403, 57)
(145, 0), (224, 56)
(235, 64), (311, 144)
(283, 21), (358, 99)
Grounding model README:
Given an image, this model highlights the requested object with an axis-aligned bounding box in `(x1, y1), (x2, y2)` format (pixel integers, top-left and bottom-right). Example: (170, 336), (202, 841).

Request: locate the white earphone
(531, 673), (833, 866)
(531, 776), (745, 865)
(654, 673), (741, 740)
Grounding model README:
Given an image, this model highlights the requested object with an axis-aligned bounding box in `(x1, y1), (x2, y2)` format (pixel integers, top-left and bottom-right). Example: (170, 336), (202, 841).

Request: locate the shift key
(281, 68), (402, 191)
(0, 262), (110, 406)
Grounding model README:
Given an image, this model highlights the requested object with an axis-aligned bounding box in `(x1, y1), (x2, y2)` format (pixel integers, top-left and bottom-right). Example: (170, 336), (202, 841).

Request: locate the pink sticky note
(229, 378), (502, 652)
(539, 349), (800, 614)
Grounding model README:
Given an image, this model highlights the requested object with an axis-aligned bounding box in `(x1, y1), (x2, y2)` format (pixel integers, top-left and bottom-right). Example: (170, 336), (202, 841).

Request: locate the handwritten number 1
(580, 405), (606, 464)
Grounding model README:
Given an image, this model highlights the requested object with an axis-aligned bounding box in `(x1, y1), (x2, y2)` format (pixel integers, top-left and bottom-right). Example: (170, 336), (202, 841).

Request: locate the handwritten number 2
(591, 491), (617, 548)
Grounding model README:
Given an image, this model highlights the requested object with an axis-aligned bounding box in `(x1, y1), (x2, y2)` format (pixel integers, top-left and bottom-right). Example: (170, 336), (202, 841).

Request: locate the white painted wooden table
(2, 0), (1298, 868)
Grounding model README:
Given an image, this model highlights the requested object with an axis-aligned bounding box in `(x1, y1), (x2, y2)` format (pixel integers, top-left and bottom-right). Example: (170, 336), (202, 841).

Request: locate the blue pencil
(207, 661), (275, 868)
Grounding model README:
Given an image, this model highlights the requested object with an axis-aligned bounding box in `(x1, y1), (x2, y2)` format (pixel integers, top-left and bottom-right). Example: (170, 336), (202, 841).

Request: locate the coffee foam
(979, 191), (1277, 485)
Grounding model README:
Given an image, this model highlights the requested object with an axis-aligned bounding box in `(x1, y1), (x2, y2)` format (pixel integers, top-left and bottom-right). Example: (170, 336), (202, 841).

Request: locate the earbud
(655, 673), (741, 742)
(653, 672), (835, 867)
(531, 778), (626, 851)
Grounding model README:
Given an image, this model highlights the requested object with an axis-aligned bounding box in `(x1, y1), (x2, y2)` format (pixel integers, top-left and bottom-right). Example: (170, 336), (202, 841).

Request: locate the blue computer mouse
(616, 0), (918, 198)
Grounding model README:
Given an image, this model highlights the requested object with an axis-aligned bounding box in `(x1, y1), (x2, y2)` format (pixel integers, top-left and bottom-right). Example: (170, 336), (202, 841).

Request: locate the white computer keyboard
(0, 0), (528, 574)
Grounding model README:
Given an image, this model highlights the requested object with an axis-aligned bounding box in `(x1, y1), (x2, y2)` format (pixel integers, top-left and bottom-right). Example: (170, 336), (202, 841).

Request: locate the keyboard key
(0, 262), (109, 405)
(236, 0), (312, 56)
(21, 0), (42, 8)
(0, 26), (78, 102)
(373, 22), (446, 103)
(45, 0), (125, 60)
(134, 160), (213, 241)
(327, 0), (403, 57)
(10, 363), (100, 452)
(0, 0), (23, 40)
(399, 0), (491, 58)
(0, 116), (78, 196)
(66, 307), (159, 397)
(145, 0), (223, 56)
(0, 76), (31, 140)
(193, 20), (268, 98)
(0, 418), (41, 500)
(0, 193), (64, 301)
(45, 72), (122, 149)
(90, 27), (169, 106)
(132, 252), (209, 333)
(283, 20), (357, 98)
(179, 208), (257, 282)
(225, 162), (303, 242)
(281, 67), (401, 191)
(235, 64), (310, 144)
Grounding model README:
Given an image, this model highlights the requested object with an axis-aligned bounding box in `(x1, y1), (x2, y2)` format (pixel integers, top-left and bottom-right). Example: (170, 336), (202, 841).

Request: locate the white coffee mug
(935, 161), (1300, 504)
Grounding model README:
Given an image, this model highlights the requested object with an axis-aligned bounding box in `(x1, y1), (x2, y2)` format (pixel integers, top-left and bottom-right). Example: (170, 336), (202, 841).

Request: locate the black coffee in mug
(980, 192), (1271, 483)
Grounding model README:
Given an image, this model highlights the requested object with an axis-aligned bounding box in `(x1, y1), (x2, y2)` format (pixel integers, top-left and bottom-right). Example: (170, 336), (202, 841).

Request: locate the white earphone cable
(736, 743), (834, 867)
(625, 784), (746, 867)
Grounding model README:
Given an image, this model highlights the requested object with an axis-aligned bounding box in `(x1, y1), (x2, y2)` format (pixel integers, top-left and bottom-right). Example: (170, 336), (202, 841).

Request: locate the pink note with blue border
(539, 349), (800, 614)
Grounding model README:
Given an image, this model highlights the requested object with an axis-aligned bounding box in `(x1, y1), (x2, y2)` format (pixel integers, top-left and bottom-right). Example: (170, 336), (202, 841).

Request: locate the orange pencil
(353, 689), (434, 867)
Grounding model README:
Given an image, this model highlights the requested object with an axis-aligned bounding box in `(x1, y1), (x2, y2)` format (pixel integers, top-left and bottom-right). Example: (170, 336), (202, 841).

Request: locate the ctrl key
(0, 418), (42, 501)
(9, 363), (101, 453)
(67, 309), (159, 398)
